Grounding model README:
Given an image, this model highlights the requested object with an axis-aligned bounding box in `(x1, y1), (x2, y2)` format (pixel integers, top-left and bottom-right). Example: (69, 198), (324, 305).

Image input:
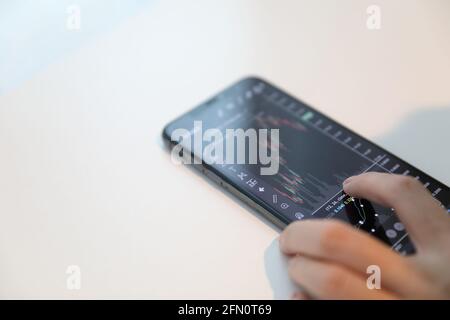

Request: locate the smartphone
(162, 77), (450, 255)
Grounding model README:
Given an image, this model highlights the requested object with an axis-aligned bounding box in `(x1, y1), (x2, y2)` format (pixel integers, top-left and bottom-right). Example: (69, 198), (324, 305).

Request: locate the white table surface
(0, 0), (449, 299)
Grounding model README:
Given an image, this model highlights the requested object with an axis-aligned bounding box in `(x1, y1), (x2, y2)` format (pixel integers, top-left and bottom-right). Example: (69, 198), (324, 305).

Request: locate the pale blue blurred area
(0, 0), (153, 95)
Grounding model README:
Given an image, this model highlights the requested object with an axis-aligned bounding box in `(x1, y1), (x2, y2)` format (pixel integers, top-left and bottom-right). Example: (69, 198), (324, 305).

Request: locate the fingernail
(343, 177), (353, 185)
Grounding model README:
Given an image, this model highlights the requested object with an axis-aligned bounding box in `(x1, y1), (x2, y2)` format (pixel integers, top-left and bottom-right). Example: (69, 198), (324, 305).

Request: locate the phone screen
(164, 77), (450, 255)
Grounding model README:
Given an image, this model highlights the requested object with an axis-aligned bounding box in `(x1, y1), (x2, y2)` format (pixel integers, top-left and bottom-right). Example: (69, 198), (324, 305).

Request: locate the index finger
(343, 172), (449, 249)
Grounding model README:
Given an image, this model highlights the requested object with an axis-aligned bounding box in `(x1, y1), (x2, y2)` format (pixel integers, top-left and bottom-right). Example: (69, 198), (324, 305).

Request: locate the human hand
(279, 172), (450, 299)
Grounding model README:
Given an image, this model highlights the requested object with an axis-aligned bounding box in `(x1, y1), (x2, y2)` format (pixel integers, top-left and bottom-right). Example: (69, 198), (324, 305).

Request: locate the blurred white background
(0, 0), (449, 298)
